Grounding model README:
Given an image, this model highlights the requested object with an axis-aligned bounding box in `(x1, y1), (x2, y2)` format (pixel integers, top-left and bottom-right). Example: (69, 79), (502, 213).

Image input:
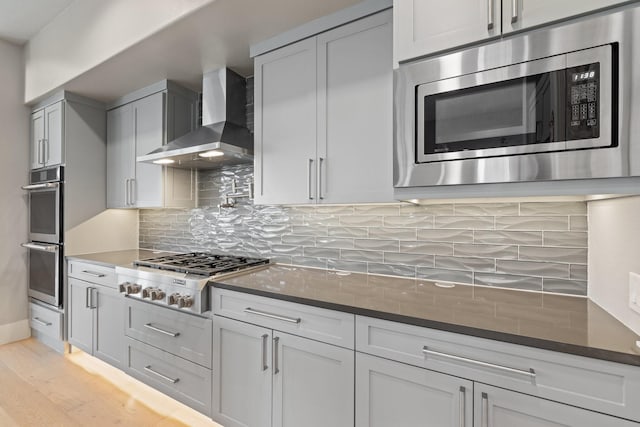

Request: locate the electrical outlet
(630, 272), (640, 315)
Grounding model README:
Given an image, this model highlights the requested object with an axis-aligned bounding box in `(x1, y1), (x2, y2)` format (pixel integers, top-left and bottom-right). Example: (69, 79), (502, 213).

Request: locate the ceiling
(31, 0), (362, 104)
(0, 0), (73, 44)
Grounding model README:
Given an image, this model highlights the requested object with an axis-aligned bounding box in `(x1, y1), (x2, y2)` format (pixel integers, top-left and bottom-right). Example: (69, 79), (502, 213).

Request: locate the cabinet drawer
(29, 302), (62, 340)
(68, 261), (116, 288)
(125, 337), (211, 416)
(125, 298), (212, 368)
(213, 288), (355, 349)
(356, 316), (640, 422)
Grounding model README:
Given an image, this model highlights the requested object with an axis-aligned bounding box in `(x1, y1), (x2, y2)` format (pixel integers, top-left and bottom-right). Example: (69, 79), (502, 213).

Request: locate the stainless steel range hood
(137, 68), (253, 169)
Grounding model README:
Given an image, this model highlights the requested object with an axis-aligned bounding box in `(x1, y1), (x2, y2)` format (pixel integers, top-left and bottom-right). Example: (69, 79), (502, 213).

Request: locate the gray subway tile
(291, 225), (328, 237)
(474, 273), (543, 291)
(341, 249), (384, 263)
(454, 203), (519, 216)
(404, 203), (455, 216)
(417, 229), (474, 243)
(304, 247), (341, 259)
(354, 239), (399, 251)
(543, 278), (587, 295)
(303, 214), (340, 226)
(354, 205), (401, 215)
(435, 216), (494, 230)
(281, 235), (316, 246)
(570, 216), (588, 231)
(339, 215), (384, 227)
(315, 237), (354, 249)
(496, 260), (569, 278)
(368, 263), (416, 278)
(369, 227), (417, 240)
(328, 227), (369, 238)
(314, 205), (355, 215)
(519, 246), (587, 264)
(291, 257), (328, 269)
(384, 252), (435, 266)
(384, 215), (434, 228)
(520, 201), (587, 216)
(270, 256), (293, 265)
(435, 256), (495, 272)
(399, 241), (454, 255)
(454, 244), (518, 259)
(570, 264), (588, 281)
(328, 259), (368, 273)
(474, 230), (542, 245)
(416, 267), (473, 284)
(495, 216), (569, 231)
(543, 231), (588, 247)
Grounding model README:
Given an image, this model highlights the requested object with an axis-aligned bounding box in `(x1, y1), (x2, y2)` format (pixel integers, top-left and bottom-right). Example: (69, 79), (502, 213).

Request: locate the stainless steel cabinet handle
(307, 158), (314, 200)
(273, 336), (280, 375)
(511, 0), (518, 23)
(44, 138), (50, 162)
(21, 182), (59, 190)
(481, 392), (489, 427)
(36, 139), (42, 165)
(91, 288), (98, 309)
(129, 178), (136, 205)
(85, 287), (91, 308)
(125, 179), (130, 206)
(487, 0), (494, 30)
(144, 365), (179, 384)
(21, 242), (58, 253)
(81, 270), (106, 278)
(261, 333), (269, 371)
(144, 323), (180, 337)
(318, 157), (324, 200)
(32, 317), (52, 327)
(459, 386), (465, 427)
(422, 347), (536, 380)
(244, 307), (301, 324)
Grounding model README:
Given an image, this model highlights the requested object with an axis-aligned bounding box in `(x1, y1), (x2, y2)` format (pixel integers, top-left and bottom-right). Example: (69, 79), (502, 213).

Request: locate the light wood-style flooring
(0, 338), (221, 427)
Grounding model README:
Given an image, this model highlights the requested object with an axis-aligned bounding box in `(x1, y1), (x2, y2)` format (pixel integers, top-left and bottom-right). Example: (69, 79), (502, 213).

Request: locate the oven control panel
(567, 62), (600, 140)
(117, 274), (207, 315)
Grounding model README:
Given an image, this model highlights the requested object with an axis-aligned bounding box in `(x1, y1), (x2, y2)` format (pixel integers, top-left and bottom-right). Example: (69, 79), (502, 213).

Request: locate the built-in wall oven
(394, 5), (640, 189)
(22, 166), (63, 307)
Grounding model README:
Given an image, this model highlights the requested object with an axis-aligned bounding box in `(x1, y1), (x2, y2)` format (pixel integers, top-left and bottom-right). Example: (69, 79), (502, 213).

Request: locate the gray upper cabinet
(106, 82), (198, 209)
(30, 101), (64, 169)
(395, 0), (631, 63)
(254, 10), (394, 205)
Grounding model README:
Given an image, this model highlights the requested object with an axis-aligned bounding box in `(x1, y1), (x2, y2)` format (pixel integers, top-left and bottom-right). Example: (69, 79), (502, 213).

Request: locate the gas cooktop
(134, 252), (270, 277)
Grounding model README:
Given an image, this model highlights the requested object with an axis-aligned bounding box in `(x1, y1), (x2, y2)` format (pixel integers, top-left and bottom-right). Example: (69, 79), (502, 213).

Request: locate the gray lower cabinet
(355, 352), (472, 427)
(68, 277), (125, 368)
(476, 383), (639, 427)
(212, 316), (354, 427)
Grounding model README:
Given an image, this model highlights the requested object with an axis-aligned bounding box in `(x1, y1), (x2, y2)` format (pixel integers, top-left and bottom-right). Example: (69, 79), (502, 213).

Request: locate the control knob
(168, 293), (182, 305)
(177, 295), (194, 308)
(118, 282), (142, 295)
(118, 282), (131, 294)
(142, 287), (154, 298)
(149, 289), (166, 301)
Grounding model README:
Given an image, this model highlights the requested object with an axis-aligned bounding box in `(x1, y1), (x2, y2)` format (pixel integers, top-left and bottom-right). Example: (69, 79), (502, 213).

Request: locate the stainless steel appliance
(394, 5), (640, 188)
(22, 166), (63, 307)
(116, 252), (270, 315)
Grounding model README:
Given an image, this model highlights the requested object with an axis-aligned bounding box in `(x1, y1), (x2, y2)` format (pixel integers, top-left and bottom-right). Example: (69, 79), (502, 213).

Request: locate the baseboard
(0, 319), (31, 346)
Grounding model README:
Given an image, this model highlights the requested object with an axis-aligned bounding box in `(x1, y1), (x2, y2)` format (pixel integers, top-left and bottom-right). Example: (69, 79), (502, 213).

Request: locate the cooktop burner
(134, 252), (270, 277)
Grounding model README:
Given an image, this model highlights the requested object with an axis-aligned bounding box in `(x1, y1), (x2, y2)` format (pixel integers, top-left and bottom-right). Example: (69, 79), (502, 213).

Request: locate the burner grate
(134, 252), (270, 276)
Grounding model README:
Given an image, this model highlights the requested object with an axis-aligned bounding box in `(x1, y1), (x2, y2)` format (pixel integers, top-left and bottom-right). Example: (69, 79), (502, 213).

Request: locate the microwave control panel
(567, 62), (600, 140)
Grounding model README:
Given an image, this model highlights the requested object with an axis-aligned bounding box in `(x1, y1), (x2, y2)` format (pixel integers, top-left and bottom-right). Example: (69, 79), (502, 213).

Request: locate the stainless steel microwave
(394, 5), (640, 189)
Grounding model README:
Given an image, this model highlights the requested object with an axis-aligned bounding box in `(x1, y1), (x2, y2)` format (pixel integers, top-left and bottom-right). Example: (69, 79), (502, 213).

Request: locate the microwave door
(22, 242), (61, 307)
(417, 54), (568, 163)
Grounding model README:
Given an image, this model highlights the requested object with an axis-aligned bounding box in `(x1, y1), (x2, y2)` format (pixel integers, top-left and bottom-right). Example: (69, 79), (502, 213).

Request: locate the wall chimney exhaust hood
(137, 68), (253, 169)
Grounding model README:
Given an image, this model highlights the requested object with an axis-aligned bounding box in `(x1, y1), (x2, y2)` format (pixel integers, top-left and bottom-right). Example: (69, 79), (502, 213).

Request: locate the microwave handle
(21, 182), (60, 191)
(21, 243), (59, 253)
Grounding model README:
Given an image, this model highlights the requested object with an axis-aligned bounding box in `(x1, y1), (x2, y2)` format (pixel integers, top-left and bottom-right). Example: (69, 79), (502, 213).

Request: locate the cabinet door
(356, 352), (472, 427)
(317, 10), (394, 203)
(212, 317), (272, 427)
(475, 383), (639, 427)
(254, 38), (318, 205)
(67, 278), (94, 354)
(43, 101), (64, 167)
(94, 285), (125, 369)
(272, 332), (353, 427)
(503, 0), (630, 34)
(106, 104), (135, 208)
(394, 0), (500, 63)
(31, 109), (45, 169)
(132, 92), (164, 207)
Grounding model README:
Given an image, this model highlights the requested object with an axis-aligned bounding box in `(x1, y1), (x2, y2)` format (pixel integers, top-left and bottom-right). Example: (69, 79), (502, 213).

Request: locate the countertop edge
(211, 281), (640, 367)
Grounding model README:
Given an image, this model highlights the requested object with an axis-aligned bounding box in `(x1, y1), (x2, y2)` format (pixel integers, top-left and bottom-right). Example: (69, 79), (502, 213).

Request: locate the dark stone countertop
(210, 264), (640, 367)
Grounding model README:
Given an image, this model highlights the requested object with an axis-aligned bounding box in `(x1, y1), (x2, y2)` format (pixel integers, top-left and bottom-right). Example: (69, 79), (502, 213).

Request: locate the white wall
(24, 0), (213, 103)
(589, 196), (640, 335)
(0, 39), (30, 344)
(65, 209), (139, 256)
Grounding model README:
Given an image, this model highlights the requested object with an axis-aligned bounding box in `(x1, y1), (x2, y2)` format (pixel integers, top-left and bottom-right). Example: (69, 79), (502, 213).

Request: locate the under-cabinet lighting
(199, 150), (224, 158)
(153, 159), (175, 164)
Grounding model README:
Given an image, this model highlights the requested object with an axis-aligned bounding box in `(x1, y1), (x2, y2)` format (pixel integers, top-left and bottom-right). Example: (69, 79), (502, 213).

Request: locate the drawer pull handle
(422, 347), (536, 380)
(81, 270), (106, 278)
(482, 392), (489, 427)
(32, 317), (52, 327)
(144, 323), (180, 337)
(144, 365), (179, 384)
(459, 386), (465, 427)
(273, 336), (280, 375)
(261, 334), (269, 371)
(244, 308), (301, 324)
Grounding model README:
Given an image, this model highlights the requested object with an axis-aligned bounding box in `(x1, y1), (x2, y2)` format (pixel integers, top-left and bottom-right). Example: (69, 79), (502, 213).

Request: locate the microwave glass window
(30, 191), (56, 235)
(29, 249), (57, 298)
(423, 70), (566, 157)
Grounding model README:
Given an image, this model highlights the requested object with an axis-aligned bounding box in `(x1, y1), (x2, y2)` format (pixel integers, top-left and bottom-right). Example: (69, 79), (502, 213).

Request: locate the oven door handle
(21, 243), (59, 253)
(21, 182), (60, 191)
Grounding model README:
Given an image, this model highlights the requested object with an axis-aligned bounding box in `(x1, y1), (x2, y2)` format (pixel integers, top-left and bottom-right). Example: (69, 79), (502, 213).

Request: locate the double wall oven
(22, 166), (63, 307)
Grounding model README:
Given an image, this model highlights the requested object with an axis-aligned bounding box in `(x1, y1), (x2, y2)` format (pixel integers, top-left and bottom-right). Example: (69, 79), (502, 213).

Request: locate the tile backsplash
(139, 164), (588, 295)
